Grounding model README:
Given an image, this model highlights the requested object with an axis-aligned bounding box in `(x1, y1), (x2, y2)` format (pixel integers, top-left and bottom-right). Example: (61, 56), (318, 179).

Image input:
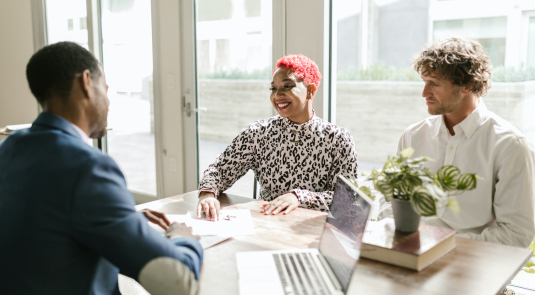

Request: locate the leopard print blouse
(198, 113), (359, 211)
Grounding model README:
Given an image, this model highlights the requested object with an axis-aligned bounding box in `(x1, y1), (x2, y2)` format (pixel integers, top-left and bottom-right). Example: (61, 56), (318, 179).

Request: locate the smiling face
(421, 73), (464, 115)
(270, 66), (314, 124)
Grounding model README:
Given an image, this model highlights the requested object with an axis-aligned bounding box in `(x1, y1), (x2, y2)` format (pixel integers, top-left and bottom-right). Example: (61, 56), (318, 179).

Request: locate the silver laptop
(236, 175), (373, 295)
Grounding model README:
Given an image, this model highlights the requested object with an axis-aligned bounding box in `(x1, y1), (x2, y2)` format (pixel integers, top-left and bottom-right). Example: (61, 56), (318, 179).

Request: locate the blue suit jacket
(0, 113), (203, 294)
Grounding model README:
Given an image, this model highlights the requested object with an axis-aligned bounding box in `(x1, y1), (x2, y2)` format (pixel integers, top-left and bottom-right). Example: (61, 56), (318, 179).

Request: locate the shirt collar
(69, 123), (93, 146)
(457, 100), (488, 140)
(280, 110), (317, 131)
(433, 100), (488, 139)
(432, 115), (445, 137)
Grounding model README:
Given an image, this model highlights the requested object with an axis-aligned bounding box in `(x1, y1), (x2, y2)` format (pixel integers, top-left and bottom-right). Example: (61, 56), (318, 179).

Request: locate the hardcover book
(360, 218), (456, 271)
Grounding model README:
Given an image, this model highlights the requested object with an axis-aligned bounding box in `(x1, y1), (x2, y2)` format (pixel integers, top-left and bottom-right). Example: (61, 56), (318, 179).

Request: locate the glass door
(44, 0), (160, 201)
(184, 0), (274, 197)
(99, 0), (158, 197)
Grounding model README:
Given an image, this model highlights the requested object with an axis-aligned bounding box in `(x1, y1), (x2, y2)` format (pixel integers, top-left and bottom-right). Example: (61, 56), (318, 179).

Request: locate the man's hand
(140, 209), (171, 231)
(197, 191), (221, 221)
(260, 193), (299, 215)
(165, 222), (200, 240)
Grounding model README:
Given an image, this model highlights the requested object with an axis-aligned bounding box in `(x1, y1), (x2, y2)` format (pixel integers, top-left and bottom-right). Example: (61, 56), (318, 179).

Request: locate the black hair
(26, 41), (101, 105)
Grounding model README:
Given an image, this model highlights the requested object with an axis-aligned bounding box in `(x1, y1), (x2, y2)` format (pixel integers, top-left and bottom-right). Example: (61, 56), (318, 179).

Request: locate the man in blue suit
(0, 42), (203, 294)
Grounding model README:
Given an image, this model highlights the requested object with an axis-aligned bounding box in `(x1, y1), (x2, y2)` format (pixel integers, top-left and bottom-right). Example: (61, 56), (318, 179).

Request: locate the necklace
(282, 118), (313, 144)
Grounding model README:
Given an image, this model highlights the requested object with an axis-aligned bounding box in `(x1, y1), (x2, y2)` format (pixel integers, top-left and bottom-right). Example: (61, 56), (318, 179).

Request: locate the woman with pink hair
(197, 54), (358, 220)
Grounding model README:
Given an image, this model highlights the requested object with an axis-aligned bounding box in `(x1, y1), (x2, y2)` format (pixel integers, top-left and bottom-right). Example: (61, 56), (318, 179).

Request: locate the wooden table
(136, 191), (532, 295)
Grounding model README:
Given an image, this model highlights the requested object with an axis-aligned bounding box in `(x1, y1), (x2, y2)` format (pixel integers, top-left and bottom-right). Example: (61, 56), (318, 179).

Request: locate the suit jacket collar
(32, 112), (82, 141)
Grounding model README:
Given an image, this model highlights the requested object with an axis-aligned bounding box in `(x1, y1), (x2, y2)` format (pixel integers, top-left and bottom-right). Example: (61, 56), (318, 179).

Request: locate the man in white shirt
(379, 37), (535, 248)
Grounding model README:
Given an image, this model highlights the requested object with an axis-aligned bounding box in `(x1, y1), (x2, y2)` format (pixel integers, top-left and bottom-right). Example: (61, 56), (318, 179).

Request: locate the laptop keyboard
(272, 252), (331, 295)
(323, 256), (352, 289)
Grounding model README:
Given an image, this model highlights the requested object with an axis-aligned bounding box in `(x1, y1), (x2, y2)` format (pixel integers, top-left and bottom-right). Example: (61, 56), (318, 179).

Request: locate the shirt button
(450, 146), (454, 150)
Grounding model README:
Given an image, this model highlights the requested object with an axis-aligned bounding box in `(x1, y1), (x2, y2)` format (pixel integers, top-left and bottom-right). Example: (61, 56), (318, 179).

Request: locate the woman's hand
(197, 191), (221, 221)
(261, 193), (299, 215)
(140, 209), (171, 230)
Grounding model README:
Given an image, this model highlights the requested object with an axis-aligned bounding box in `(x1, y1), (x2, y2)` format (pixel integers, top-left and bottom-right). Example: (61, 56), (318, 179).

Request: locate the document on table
(186, 209), (256, 236)
(146, 214), (231, 249)
(147, 214), (188, 235)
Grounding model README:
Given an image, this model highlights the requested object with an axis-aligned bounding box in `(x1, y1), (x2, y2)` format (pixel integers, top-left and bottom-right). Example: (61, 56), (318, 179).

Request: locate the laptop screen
(318, 175), (372, 292)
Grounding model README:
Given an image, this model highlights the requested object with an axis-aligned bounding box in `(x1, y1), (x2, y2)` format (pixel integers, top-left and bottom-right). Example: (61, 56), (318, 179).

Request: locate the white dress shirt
(379, 101), (535, 247)
(69, 123), (93, 146)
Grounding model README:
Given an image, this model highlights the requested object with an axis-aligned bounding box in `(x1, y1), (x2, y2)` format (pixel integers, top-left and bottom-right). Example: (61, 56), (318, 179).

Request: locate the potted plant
(358, 147), (479, 233)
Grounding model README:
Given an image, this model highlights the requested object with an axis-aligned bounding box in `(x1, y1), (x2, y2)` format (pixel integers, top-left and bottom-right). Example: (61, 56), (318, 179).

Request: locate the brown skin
(165, 222), (200, 240)
(197, 66), (317, 221)
(43, 68), (185, 236)
(139, 209), (171, 231)
(421, 73), (479, 135)
(42, 67), (110, 139)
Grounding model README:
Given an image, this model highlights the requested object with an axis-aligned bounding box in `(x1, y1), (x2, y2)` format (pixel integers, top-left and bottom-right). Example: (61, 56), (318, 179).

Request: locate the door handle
(183, 101), (207, 117)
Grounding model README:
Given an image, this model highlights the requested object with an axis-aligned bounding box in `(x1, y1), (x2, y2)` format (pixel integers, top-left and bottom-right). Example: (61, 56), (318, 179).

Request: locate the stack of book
(360, 218), (456, 271)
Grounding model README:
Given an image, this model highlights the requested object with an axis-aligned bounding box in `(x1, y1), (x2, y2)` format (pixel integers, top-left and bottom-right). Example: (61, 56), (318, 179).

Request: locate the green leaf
(408, 156), (435, 165)
(410, 187), (437, 216)
(374, 179), (394, 201)
(359, 186), (375, 201)
(398, 182), (412, 197)
(437, 165), (461, 191)
(405, 173), (422, 187)
(447, 197), (461, 213)
(423, 182), (447, 200)
(399, 147), (414, 159)
(456, 173), (478, 190)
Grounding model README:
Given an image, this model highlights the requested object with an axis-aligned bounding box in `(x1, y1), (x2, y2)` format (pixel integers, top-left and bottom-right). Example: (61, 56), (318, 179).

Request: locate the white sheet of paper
(146, 214), (232, 249)
(511, 270), (535, 291)
(186, 209), (255, 236)
(148, 214), (190, 235)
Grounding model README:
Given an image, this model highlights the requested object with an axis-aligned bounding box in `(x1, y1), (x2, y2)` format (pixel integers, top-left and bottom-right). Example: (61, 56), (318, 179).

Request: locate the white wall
(0, 0), (39, 137)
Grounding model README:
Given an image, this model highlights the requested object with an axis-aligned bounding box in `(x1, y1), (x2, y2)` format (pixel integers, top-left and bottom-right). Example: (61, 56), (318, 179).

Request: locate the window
(45, 0), (88, 49)
(528, 16), (535, 69)
(434, 17), (507, 67)
(79, 16), (87, 30)
(331, 0), (535, 171)
(195, 0), (273, 197)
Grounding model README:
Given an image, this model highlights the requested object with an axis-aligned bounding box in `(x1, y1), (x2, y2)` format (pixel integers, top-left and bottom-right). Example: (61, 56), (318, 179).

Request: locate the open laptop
(236, 175), (373, 295)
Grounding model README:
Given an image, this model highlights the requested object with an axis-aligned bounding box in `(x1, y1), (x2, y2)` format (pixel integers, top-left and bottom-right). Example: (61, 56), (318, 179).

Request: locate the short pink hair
(274, 54), (322, 88)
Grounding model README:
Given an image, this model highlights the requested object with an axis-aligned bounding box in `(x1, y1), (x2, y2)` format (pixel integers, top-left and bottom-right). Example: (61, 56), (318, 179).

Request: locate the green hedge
(337, 63), (421, 81)
(198, 68), (271, 80)
(198, 64), (535, 82)
(492, 65), (535, 82)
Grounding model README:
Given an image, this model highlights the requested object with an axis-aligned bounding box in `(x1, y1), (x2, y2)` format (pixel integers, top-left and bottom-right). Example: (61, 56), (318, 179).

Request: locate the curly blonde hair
(412, 37), (492, 97)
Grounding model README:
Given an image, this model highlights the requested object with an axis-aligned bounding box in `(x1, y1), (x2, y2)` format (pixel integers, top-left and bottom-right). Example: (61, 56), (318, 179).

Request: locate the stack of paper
(5, 124), (32, 132)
